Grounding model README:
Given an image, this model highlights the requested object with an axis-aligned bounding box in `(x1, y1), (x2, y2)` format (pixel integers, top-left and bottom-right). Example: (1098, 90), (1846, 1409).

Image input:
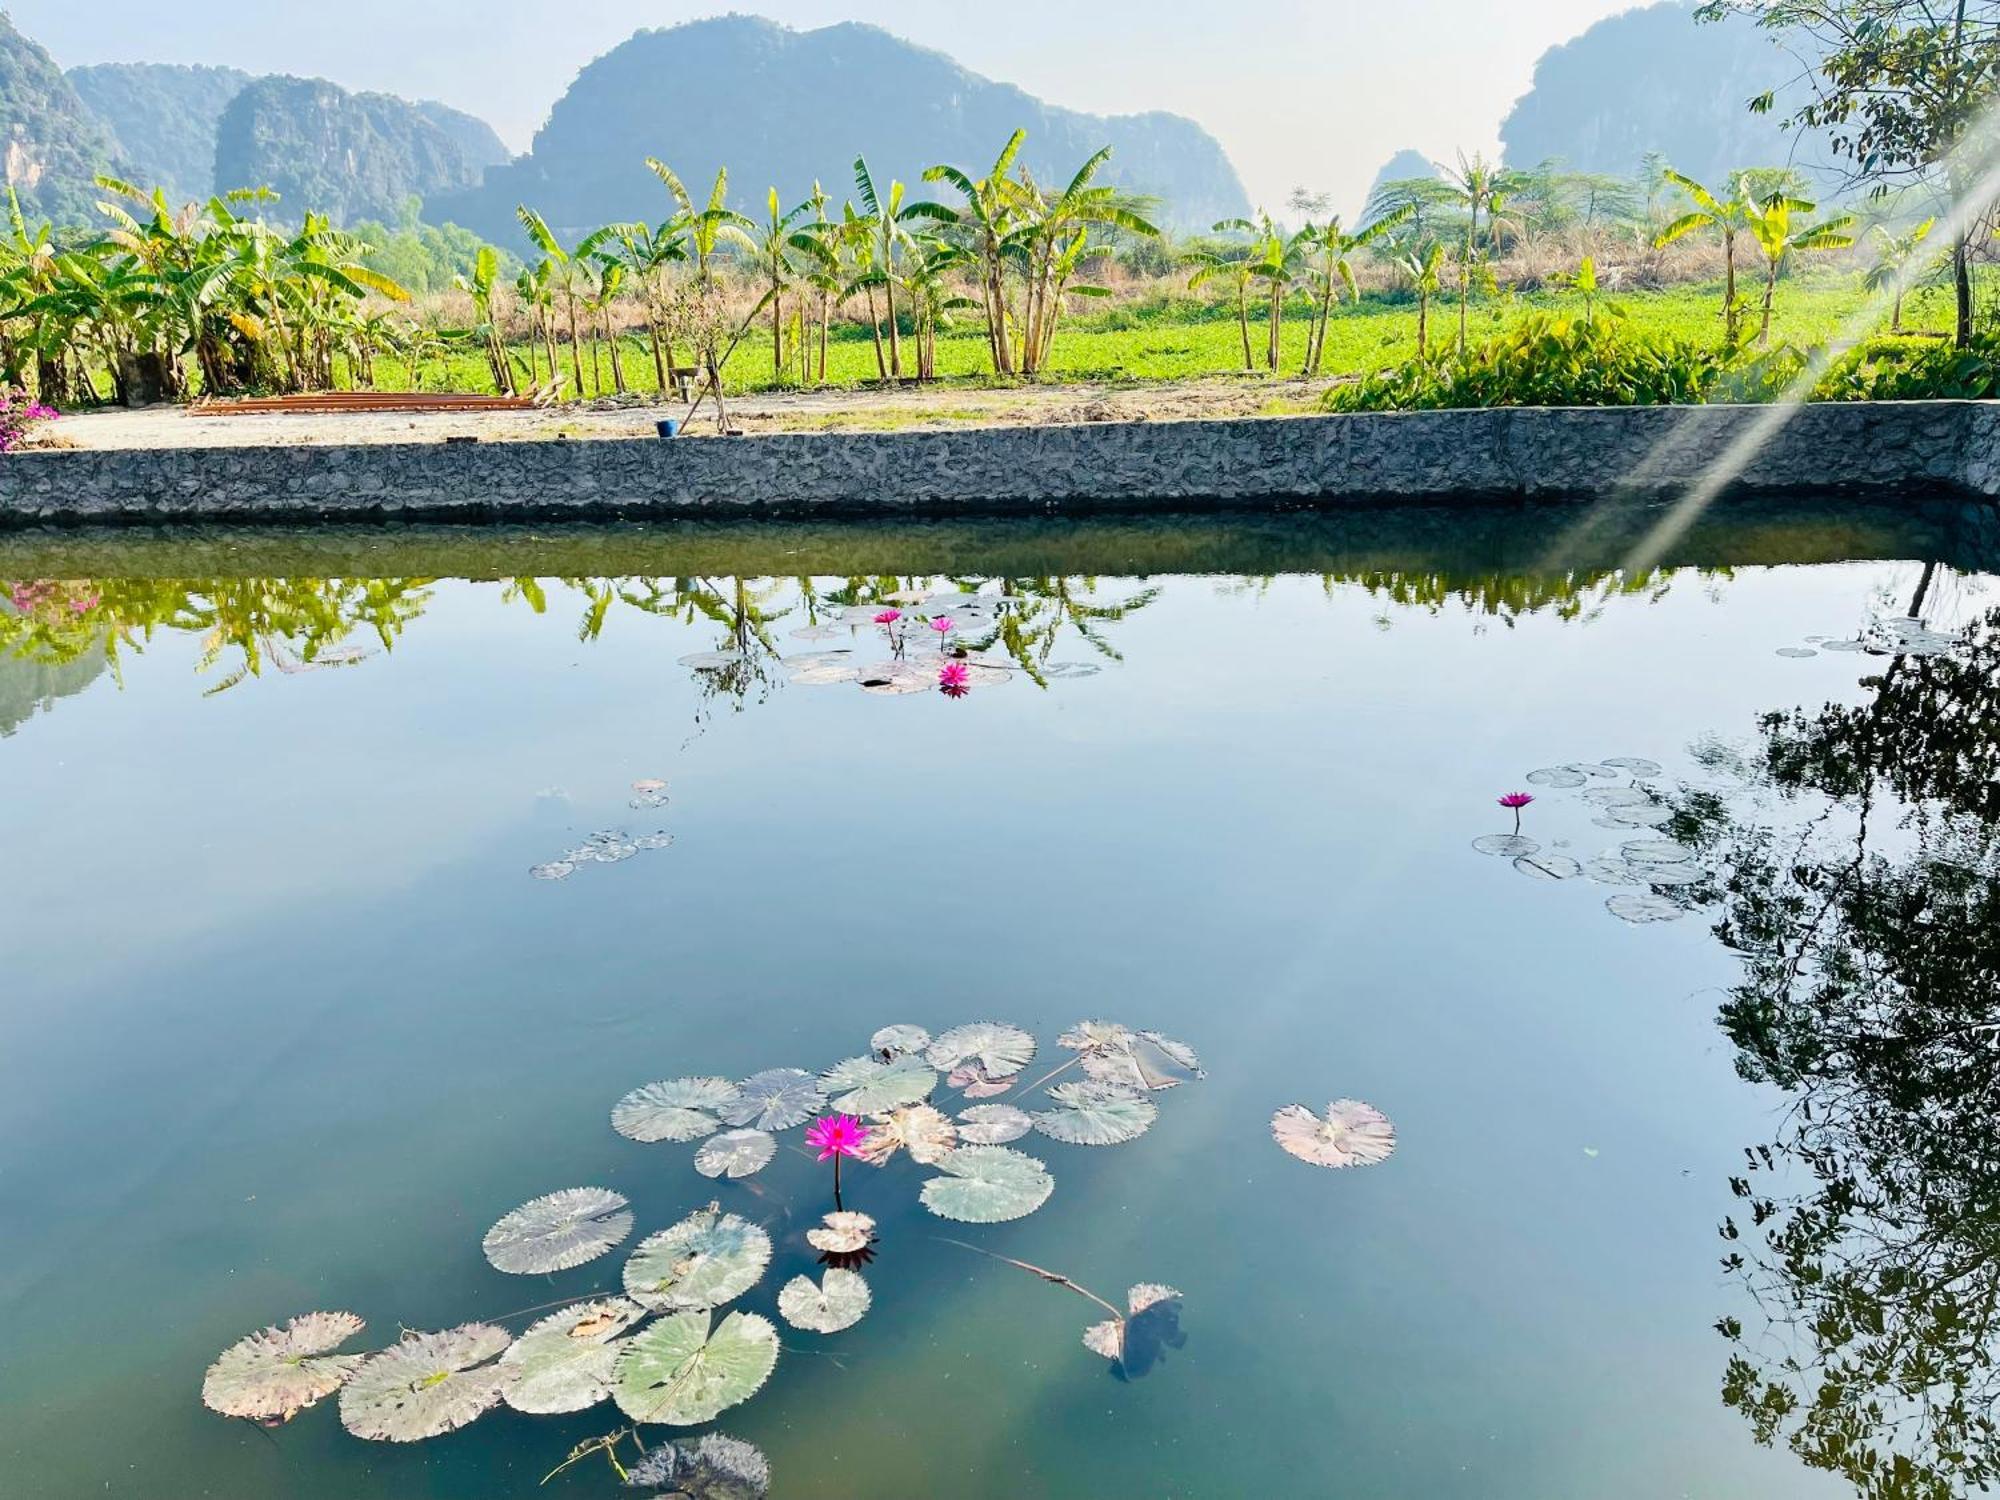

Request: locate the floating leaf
(926, 1022), (1037, 1079)
(482, 1187), (632, 1276)
(201, 1311), (367, 1423)
(858, 1104), (959, 1165)
(1600, 758), (1663, 775)
(1271, 1100), (1397, 1169)
(777, 1269), (872, 1334)
(957, 1104), (1035, 1145)
(1604, 802), (1673, 828)
(679, 651), (746, 670)
(1059, 1020), (1134, 1055)
(339, 1324), (513, 1442)
(948, 1061), (1014, 1098)
(1635, 862), (1706, 887)
(623, 1207), (772, 1313)
(1513, 853), (1583, 882)
(694, 1130), (777, 1180)
(722, 1069), (824, 1131)
(612, 1078), (741, 1144)
(919, 1145), (1054, 1223)
(626, 1434), (772, 1499)
(855, 663), (931, 696)
(1033, 1081), (1159, 1146)
(871, 1024), (931, 1058)
(499, 1299), (643, 1415)
(1083, 1284), (1185, 1364)
(1525, 767), (1588, 789)
(530, 861), (576, 882)
(821, 1054), (937, 1113)
(1584, 857), (1644, 885)
(1583, 787), (1652, 808)
(790, 664), (861, 686)
(1622, 838), (1698, 867)
(1081, 1031), (1204, 1092)
(1472, 834), (1540, 857)
(612, 1311), (778, 1426)
(805, 1211), (876, 1255)
(1607, 892), (1684, 924)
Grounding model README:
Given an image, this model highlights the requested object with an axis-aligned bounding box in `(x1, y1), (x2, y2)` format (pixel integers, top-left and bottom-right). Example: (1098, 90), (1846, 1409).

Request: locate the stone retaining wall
(2, 401), (1995, 525)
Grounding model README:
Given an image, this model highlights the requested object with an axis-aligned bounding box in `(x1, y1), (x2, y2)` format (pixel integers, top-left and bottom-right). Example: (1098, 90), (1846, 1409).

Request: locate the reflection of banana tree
(958, 578), (1161, 686)
(1325, 566), (1706, 627)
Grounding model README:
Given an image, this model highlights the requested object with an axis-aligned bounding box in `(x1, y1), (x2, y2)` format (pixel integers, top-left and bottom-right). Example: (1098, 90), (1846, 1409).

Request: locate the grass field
(368, 272), (1968, 401)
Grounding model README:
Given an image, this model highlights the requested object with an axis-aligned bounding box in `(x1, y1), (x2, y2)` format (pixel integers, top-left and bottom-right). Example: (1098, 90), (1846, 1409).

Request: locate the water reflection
(1696, 605), (2000, 1500)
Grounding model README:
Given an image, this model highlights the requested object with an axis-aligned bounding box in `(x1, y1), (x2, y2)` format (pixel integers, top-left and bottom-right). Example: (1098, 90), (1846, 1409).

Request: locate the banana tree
(1297, 205), (1411, 375)
(1862, 217), (1938, 334)
(753, 187), (811, 381)
(1000, 150), (1156, 376)
(923, 129), (1032, 375)
(643, 163), (752, 395)
(1654, 168), (1757, 347)
(585, 255), (629, 394)
(851, 158), (954, 380)
(1393, 240), (1447, 358)
(611, 220), (689, 394)
(1183, 239), (1258, 370)
(1743, 195), (1854, 345)
(515, 207), (608, 397)
(1438, 151), (1503, 353)
(453, 245), (514, 394)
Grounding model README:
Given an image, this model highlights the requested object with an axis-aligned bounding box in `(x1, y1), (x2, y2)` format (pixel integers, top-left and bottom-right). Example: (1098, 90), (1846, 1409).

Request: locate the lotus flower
(939, 661), (971, 698)
(1498, 791), (1535, 834)
(929, 617), (955, 643)
(806, 1113), (872, 1208)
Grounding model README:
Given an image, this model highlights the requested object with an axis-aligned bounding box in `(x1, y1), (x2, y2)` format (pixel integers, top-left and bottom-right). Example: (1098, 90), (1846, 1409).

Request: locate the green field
(369, 273), (1965, 400)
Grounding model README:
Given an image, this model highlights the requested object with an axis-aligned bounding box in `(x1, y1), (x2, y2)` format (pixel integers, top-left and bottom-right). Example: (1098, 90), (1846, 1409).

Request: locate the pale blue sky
(10, 0), (1641, 212)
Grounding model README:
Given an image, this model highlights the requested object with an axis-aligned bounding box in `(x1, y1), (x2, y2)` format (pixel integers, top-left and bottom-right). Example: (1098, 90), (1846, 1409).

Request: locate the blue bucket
(656, 418), (680, 440)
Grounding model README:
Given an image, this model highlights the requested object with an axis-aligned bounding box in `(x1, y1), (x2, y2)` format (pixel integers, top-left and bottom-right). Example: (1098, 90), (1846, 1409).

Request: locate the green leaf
(612, 1310), (779, 1426)
(920, 1145), (1054, 1223)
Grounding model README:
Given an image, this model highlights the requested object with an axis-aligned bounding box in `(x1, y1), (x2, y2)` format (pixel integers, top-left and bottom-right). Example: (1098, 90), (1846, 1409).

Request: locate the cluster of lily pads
(1776, 614), (1964, 660)
(199, 1018), (1218, 1493)
(1474, 758), (1715, 925)
(531, 779), (675, 883)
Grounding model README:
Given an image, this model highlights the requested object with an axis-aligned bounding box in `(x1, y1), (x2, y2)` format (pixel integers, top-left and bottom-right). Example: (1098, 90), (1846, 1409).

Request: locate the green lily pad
(201, 1311), (367, 1423)
(805, 1211), (876, 1254)
(925, 1022), (1037, 1079)
(1271, 1100), (1397, 1168)
(821, 1053), (937, 1113)
(499, 1299), (643, 1415)
(776, 1269), (872, 1334)
(612, 1078), (741, 1144)
(339, 1324), (514, 1442)
(482, 1186), (633, 1275)
(624, 1206), (772, 1313)
(722, 1069), (824, 1132)
(694, 1129), (777, 1180)
(919, 1145), (1054, 1224)
(870, 1024), (931, 1057)
(956, 1104), (1035, 1145)
(612, 1310), (779, 1426)
(1033, 1082), (1158, 1146)
(625, 1434), (772, 1498)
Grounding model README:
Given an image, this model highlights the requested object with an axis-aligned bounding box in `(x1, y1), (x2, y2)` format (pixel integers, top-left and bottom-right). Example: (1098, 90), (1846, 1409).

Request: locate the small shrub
(1811, 334), (2000, 401)
(0, 390), (58, 452)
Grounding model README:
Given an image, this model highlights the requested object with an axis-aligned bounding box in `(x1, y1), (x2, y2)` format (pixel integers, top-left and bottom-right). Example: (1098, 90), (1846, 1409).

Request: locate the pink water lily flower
(873, 609), (902, 626)
(1498, 791), (1536, 835)
(939, 661), (971, 698)
(929, 617), (954, 636)
(806, 1114), (871, 1162)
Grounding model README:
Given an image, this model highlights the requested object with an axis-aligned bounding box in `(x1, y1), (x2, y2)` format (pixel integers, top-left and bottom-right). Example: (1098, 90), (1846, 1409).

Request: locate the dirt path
(36, 374), (1335, 451)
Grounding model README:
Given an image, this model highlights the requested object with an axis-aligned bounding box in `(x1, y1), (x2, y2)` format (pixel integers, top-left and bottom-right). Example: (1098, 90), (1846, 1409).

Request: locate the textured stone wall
(1, 402), (1994, 526)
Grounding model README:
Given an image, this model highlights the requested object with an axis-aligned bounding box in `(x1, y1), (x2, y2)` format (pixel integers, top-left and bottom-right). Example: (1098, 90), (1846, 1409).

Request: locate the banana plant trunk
(865, 287), (886, 379)
(1267, 286), (1281, 371)
(1722, 230), (1739, 347)
(1236, 285), (1252, 371)
(564, 296), (586, 397)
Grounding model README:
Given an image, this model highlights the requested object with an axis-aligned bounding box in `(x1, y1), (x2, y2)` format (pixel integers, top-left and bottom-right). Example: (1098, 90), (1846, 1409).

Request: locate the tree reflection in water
(1692, 601), (2000, 1500)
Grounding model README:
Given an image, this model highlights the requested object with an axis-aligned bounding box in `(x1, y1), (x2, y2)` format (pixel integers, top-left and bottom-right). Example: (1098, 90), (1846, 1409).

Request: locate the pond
(3, 500), (1996, 1500)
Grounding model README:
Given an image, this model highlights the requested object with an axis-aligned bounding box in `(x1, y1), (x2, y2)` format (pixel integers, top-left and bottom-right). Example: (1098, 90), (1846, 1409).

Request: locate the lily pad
(1600, 758), (1664, 775)
(1033, 1081), (1159, 1146)
(1607, 892), (1685, 924)
(777, 1269), (872, 1334)
(1636, 862), (1706, 887)
(723, 1069), (823, 1132)
(1604, 802), (1674, 828)
(1059, 1020), (1134, 1055)
(612, 1310), (779, 1426)
(956, 1104), (1035, 1145)
(1083, 1284), (1185, 1364)
(1271, 1100), (1398, 1168)
(678, 651), (747, 671)
(855, 663), (931, 696)
(1513, 853), (1583, 881)
(623, 1207), (772, 1313)
(871, 1023), (931, 1058)
(1525, 767), (1588, 789)
(339, 1324), (513, 1442)
(1583, 786), (1653, 808)
(805, 1211), (876, 1255)
(482, 1186), (633, 1275)
(530, 861), (576, 882)
(790, 665), (861, 686)
(1080, 1031), (1205, 1092)
(694, 1130), (778, 1180)
(926, 1022), (1037, 1079)
(201, 1311), (367, 1423)
(499, 1299), (643, 1415)
(612, 1078), (741, 1144)
(821, 1054), (937, 1113)
(626, 1434), (772, 1499)
(858, 1104), (959, 1165)
(948, 1062), (1015, 1098)
(919, 1145), (1054, 1223)
(1472, 834), (1540, 857)
(1777, 645), (1820, 658)
(1584, 857), (1645, 886)
(1622, 838), (1699, 867)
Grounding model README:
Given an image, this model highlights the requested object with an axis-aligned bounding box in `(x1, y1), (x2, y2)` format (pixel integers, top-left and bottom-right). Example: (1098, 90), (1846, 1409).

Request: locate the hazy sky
(11, 0), (1642, 212)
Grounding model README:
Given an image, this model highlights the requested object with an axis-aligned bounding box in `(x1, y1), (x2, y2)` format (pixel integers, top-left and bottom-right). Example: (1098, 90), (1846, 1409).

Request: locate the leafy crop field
(368, 273), (1964, 400)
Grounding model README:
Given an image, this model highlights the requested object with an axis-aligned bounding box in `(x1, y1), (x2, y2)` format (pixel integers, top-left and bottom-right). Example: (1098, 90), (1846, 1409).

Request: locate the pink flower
(1498, 793), (1536, 810)
(929, 617), (954, 636)
(938, 662), (970, 695)
(805, 1114), (871, 1162)
(873, 609), (902, 626)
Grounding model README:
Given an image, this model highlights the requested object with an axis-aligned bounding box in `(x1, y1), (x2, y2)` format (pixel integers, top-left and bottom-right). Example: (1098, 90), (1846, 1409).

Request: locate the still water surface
(2, 504), (1994, 1499)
